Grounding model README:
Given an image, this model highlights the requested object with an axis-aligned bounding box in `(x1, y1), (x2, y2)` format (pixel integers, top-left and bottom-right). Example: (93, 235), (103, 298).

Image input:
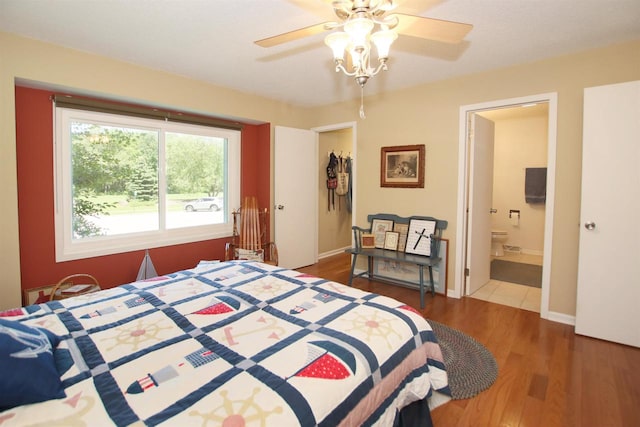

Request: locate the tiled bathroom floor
(469, 252), (543, 313)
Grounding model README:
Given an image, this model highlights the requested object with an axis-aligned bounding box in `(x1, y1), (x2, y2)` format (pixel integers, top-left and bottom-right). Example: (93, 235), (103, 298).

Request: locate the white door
(575, 80), (640, 347)
(466, 114), (495, 295)
(274, 126), (317, 269)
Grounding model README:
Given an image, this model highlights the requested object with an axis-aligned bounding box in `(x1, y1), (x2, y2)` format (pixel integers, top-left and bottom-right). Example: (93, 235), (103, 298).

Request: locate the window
(54, 107), (240, 261)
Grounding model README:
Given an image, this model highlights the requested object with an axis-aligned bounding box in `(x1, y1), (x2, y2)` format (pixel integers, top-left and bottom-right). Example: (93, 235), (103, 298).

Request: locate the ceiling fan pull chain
(359, 86), (366, 119)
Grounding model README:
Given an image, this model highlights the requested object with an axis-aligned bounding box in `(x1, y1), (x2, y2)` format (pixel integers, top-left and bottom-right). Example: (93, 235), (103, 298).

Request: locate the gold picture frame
(393, 223), (409, 252)
(371, 218), (394, 248)
(384, 231), (400, 251)
(380, 144), (425, 188)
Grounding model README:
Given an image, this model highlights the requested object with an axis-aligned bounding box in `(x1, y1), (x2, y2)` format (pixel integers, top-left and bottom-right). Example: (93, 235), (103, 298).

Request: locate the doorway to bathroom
(454, 93), (558, 320)
(473, 105), (547, 311)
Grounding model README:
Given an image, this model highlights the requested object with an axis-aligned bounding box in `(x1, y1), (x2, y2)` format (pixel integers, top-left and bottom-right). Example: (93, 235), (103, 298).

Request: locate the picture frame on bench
(384, 231), (399, 251)
(361, 233), (376, 249)
(405, 218), (437, 256)
(393, 223), (409, 252)
(371, 218), (394, 249)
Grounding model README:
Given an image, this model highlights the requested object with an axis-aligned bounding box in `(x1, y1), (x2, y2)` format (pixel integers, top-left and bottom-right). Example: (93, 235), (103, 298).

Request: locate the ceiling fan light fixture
(344, 17), (374, 48)
(325, 14), (396, 119)
(310, 0), (469, 118)
(325, 31), (350, 61)
(256, 0), (472, 119)
(325, 16), (393, 79)
(370, 28), (397, 59)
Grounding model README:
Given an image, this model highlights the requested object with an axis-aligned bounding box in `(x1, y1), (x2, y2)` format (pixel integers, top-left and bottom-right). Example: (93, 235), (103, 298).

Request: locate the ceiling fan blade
(255, 22), (331, 48)
(393, 13), (472, 44)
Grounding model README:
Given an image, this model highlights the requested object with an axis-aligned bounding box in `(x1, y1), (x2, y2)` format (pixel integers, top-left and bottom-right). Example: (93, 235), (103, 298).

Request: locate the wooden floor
(297, 253), (640, 427)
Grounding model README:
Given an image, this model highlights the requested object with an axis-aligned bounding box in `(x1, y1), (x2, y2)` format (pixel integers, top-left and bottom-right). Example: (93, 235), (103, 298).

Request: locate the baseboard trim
(319, 246), (350, 259)
(521, 248), (544, 256)
(546, 311), (576, 326)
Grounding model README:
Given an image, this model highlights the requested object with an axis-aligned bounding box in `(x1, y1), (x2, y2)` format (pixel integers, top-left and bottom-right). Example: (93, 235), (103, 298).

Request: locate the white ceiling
(1, 0), (639, 108)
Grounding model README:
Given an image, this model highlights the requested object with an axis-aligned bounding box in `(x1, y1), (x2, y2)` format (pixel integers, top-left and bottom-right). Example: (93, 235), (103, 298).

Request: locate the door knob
(490, 208), (497, 214)
(276, 205), (284, 210)
(584, 221), (596, 230)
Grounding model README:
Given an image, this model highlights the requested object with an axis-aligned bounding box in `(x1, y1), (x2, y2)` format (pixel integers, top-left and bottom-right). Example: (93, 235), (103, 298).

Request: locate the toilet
(491, 230), (508, 256)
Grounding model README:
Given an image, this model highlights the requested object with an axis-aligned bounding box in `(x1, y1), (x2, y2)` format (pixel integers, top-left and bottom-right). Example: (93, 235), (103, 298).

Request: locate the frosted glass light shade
(371, 29), (397, 59)
(344, 17), (374, 48)
(325, 32), (350, 60)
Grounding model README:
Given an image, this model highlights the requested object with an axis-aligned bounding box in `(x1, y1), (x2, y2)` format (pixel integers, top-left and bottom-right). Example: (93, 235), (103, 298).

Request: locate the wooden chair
(224, 196), (278, 265)
(50, 274), (101, 301)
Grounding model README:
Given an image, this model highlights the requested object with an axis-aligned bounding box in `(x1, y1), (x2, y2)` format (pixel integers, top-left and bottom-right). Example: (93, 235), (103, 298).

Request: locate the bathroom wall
(484, 106), (548, 255)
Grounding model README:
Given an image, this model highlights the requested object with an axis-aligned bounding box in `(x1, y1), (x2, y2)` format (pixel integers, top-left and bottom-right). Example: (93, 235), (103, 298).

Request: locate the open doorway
(274, 122), (356, 269)
(454, 93), (558, 320)
(472, 104), (548, 311)
(313, 123), (357, 259)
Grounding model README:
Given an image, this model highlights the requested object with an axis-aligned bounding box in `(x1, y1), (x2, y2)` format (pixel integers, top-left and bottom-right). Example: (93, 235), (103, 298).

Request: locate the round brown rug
(430, 320), (498, 400)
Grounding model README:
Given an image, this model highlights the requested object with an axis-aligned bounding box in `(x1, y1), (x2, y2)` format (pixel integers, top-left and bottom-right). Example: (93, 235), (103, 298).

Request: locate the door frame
(454, 93), (558, 320)
(311, 122), (358, 256)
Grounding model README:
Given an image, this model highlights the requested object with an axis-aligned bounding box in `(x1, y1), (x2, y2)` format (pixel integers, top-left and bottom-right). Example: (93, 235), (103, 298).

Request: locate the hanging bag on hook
(336, 155), (349, 196)
(326, 152), (338, 210)
(345, 155), (353, 213)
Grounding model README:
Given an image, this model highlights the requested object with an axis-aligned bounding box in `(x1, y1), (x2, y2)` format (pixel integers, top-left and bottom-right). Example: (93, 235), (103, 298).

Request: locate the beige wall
(318, 129), (353, 255)
(307, 40), (640, 318)
(3, 30), (640, 319)
(490, 112), (548, 254)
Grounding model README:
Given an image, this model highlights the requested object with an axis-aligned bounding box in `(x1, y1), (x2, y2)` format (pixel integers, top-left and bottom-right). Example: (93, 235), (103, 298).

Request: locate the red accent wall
(240, 123), (273, 237)
(15, 86), (270, 294)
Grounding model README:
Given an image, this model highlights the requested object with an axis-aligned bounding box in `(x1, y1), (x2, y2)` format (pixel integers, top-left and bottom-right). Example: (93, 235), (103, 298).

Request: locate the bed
(0, 260), (450, 426)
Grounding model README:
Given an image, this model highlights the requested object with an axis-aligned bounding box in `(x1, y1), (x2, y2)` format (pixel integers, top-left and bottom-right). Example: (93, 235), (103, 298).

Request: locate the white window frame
(54, 107), (241, 262)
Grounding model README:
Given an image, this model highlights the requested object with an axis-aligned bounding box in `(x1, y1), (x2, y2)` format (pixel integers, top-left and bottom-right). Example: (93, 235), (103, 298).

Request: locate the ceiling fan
(255, 0), (472, 118)
(254, 0), (473, 48)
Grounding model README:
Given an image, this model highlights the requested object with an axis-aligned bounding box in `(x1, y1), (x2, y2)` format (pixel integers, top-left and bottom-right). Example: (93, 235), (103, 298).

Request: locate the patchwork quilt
(1, 261), (450, 426)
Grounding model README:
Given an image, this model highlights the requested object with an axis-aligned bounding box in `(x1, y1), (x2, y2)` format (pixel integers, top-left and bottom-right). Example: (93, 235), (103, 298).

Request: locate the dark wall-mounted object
(525, 167), (547, 204)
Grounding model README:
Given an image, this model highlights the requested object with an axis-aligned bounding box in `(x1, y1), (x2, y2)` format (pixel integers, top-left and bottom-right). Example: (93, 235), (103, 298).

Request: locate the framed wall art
(371, 218), (394, 248)
(380, 144), (425, 188)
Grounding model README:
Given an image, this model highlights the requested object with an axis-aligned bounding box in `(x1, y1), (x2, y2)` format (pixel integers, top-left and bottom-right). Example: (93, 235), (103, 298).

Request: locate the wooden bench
(345, 213), (448, 308)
